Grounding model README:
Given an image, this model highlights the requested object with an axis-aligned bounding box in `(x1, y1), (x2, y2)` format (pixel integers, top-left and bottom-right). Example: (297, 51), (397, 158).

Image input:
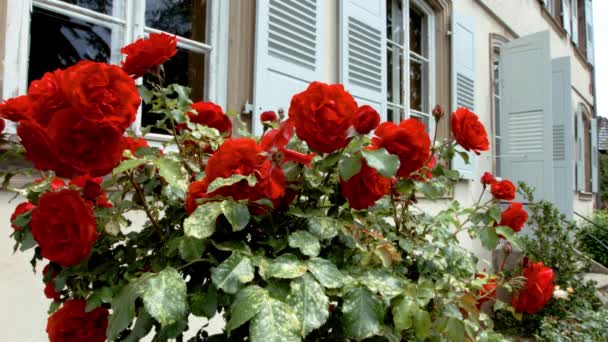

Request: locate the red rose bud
(120, 32), (177, 79)
(432, 104), (444, 121)
(123, 136), (149, 156)
(260, 110), (279, 123)
(340, 160), (391, 210)
(498, 202), (528, 233)
(481, 172), (495, 185)
(188, 101), (232, 137)
(371, 120), (431, 179)
(10, 201), (35, 231)
(490, 179), (516, 201)
(451, 107), (490, 155)
(289, 82), (358, 153)
(42, 264), (61, 301)
(30, 190), (98, 266)
(47, 299), (108, 342)
(69, 175), (104, 201)
(512, 261), (555, 314)
(353, 105), (380, 134)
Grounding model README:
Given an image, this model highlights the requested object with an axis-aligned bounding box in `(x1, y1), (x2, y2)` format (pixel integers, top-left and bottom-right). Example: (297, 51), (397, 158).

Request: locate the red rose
(491, 179), (516, 201)
(123, 136), (150, 156)
(340, 160), (391, 210)
(42, 264), (61, 301)
(34, 177), (66, 191)
(260, 110), (278, 123)
(0, 118), (4, 133)
(498, 202), (528, 233)
(17, 120), (64, 173)
(188, 101), (232, 136)
(27, 70), (68, 126)
(512, 261), (555, 314)
(10, 202), (35, 231)
(121, 32), (177, 79)
(69, 175), (104, 201)
(475, 274), (498, 309)
(186, 138), (285, 214)
(47, 299), (108, 342)
(260, 120), (316, 167)
(481, 172), (495, 185)
(95, 193), (113, 208)
(371, 119), (431, 178)
(451, 107), (490, 155)
(59, 61), (140, 130)
(0, 95), (32, 122)
(353, 105), (380, 134)
(30, 190), (98, 266)
(289, 82), (358, 153)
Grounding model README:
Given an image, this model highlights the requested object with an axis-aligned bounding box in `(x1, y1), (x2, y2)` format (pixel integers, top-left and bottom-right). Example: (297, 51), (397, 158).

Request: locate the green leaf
(392, 298), (417, 332)
(107, 283), (140, 341)
(340, 154), (362, 181)
(358, 270), (406, 300)
(184, 202), (223, 239)
(155, 158), (185, 189)
(266, 254), (307, 279)
(342, 287), (384, 340)
(211, 252), (255, 294)
(479, 226), (499, 250)
(288, 230), (321, 257)
(457, 150), (470, 164)
(113, 159), (147, 175)
(487, 206), (503, 223)
(446, 317), (465, 342)
(226, 285), (268, 333)
(249, 298), (301, 342)
(307, 217), (341, 240)
(178, 236), (205, 262)
(495, 225), (523, 250)
(306, 258), (346, 289)
(190, 285), (217, 318)
(221, 200), (250, 231)
(287, 273), (330, 336)
(413, 309), (431, 340)
(139, 267), (187, 327)
(124, 307), (154, 342)
(361, 148), (400, 177)
(207, 174), (257, 194)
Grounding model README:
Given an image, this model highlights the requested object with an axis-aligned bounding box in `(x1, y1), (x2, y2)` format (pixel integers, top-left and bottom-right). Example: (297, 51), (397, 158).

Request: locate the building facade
(0, 0), (598, 340)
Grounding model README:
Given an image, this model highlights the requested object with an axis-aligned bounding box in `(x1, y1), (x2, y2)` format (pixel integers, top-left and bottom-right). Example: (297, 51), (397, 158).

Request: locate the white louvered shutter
(499, 31), (554, 202)
(571, 0), (579, 45)
(592, 117), (599, 193)
(576, 108), (584, 191)
(551, 57), (574, 219)
(339, 0), (387, 119)
(252, 0), (323, 135)
(585, 0), (594, 64)
(563, 0), (572, 36)
(451, 14), (477, 180)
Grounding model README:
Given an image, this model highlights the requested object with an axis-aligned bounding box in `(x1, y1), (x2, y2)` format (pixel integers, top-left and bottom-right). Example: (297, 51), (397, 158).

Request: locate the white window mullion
(402, 0), (410, 122)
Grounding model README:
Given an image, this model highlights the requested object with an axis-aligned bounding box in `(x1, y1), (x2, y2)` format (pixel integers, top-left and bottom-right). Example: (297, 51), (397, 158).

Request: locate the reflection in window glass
(28, 7), (117, 84)
(492, 45), (502, 176)
(145, 0), (207, 42)
(409, 8), (423, 56)
(409, 60), (423, 111)
(142, 48), (206, 133)
(58, 0), (117, 16)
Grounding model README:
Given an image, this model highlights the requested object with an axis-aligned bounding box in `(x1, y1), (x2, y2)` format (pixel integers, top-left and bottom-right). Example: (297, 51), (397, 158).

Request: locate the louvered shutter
(339, 0), (387, 118)
(571, 0), (579, 45)
(585, 0), (594, 64)
(499, 31), (554, 202)
(592, 117), (599, 192)
(576, 108), (584, 191)
(451, 14), (477, 180)
(563, 0), (572, 37)
(252, 0), (323, 135)
(551, 57), (574, 219)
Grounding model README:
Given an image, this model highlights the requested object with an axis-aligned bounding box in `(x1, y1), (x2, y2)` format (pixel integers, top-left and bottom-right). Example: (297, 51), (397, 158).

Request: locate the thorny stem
(127, 170), (165, 240)
(169, 117), (195, 179)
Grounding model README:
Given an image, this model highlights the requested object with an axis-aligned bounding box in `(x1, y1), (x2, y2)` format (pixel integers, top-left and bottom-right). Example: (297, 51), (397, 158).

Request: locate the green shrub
(538, 307), (608, 342)
(576, 210), (608, 267)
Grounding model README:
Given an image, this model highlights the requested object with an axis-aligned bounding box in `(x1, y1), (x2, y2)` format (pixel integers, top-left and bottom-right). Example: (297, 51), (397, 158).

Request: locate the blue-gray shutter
(252, 0), (323, 135)
(552, 57), (574, 219)
(592, 117), (599, 192)
(576, 107), (585, 191)
(451, 13), (477, 180)
(339, 0), (387, 118)
(499, 31), (554, 202)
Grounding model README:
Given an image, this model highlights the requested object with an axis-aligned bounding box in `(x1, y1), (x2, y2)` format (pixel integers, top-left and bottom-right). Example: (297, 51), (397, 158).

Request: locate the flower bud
(432, 104), (444, 121)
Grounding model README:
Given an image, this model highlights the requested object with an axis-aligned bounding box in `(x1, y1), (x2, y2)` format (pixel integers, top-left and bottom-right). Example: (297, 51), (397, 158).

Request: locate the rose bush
(1, 35), (563, 342)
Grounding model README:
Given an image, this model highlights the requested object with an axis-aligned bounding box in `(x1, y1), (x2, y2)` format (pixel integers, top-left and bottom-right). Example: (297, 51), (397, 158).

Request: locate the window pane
(409, 59), (427, 112)
(409, 7), (424, 56)
(145, 0), (207, 42)
(142, 48), (206, 134)
(386, 0), (403, 44)
(494, 95), (501, 137)
(387, 47), (404, 105)
(493, 47), (500, 95)
(410, 113), (429, 129)
(28, 7), (121, 84)
(58, 0), (119, 17)
(388, 105), (405, 123)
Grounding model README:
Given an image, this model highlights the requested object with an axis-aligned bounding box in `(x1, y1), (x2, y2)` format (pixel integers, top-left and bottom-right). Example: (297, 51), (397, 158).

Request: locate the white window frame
(386, 0), (435, 137)
(2, 0), (229, 140)
(489, 35), (508, 177)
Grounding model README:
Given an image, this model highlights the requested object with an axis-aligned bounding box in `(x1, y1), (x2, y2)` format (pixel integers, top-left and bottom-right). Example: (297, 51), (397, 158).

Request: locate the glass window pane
(28, 7), (121, 84)
(493, 47), (500, 95)
(409, 7), (423, 56)
(387, 47), (404, 105)
(145, 0), (207, 42)
(386, 0), (403, 44)
(58, 0), (119, 17)
(142, 48), (206, 134)
(409, 59), (426, 112)
(410, 113), (429, 129)
(494, 95), (501, 137)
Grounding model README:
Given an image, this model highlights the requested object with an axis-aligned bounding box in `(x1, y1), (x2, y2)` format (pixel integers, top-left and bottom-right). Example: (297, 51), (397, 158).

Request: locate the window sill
(578, 191), (594, 201)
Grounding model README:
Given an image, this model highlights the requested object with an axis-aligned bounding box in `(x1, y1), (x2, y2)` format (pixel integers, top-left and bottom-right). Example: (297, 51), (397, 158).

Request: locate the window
(386, 0), (435, 133)
(3, 0), (228, 139)
(576, 105), (593, 192)
(489, 35), (507, 177)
